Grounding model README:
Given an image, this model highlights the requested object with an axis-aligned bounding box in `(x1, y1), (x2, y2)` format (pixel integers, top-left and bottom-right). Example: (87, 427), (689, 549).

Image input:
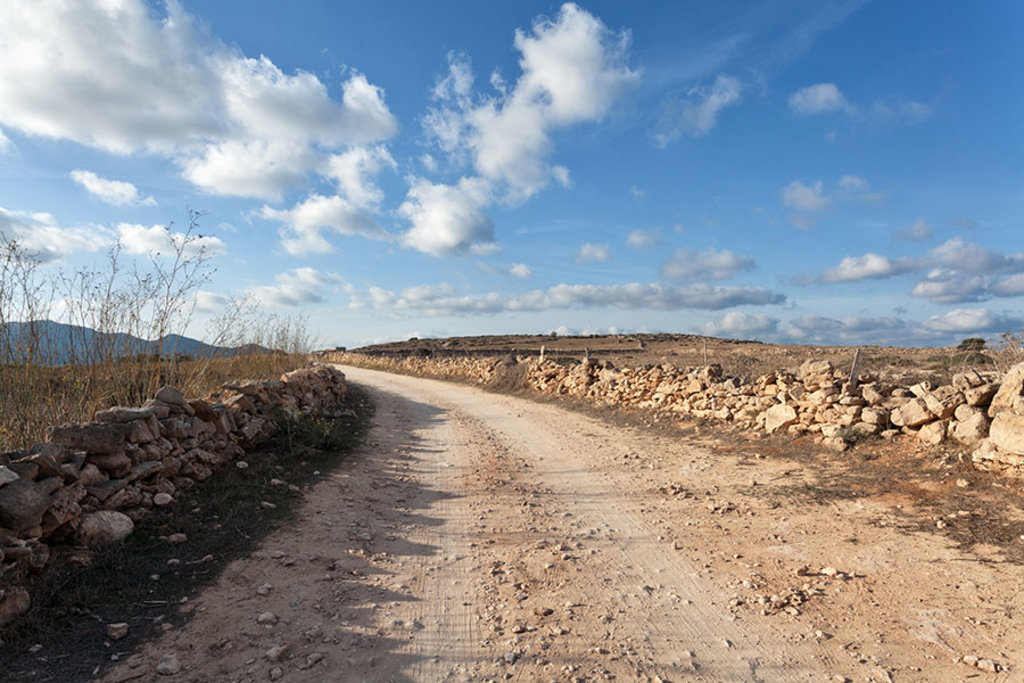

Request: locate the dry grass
(0, 352), (309, 452)
(0, 213), (316, 452)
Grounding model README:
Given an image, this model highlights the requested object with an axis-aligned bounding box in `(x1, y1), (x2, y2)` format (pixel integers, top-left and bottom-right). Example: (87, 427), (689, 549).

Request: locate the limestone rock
(48, 422), (129, 454)
(0, 465), (19, 487)
(922, 386), (963, 419)
(952, 410), (990, 446)
(918, 420), (947, 445)
(764, 404), (798, 434)
(860, 407), (889, 426)
(0, 479), (52, 532)
(0, 586), (31, 627)
(989, 362), (1024, 418)
(891, 399), (933, 428)
(965, 383), (998, 407)
(990, 411), (1024, 456)
(78, 510), (134, 548)
(953, 370), (986, 391)
(94, 406), (156, 424)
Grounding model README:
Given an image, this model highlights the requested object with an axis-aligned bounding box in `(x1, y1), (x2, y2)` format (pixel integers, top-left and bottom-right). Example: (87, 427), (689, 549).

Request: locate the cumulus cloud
(0, 2), (397, 200)
(399, 176), (496, 257)
(821, 253), (916, 282)
(922, 308), (1023, 334)
(782, 314), (909, 344)
(702, 312), (778, 337)
(626, 228), (661, 248)
(781, 179), (830, 212)
(788, 82), (931, 125)
(661, 247), (754, 281)
(70, 169), (156, 206)
(910, 269), (989, 304)
(655, 74), (742, 145)
(354, 281), (785, 316)
(928, 237), (1024, 274)
(260, 194), (389, 256)
(510, 263), (533, 279)
(895, 217), (931, 241)
(424, 4), (638, 204)
(575, 243), (610, 265)
(195, 291), (231, 313)
(0, 207), (106, 262)
(249, 267), (343, 306)
(322, 145), (396, 209)
(993, 273), (1024, 297)
(406, 4), (637, 255)
(788, 83), (851, 115)
(0, 128), (12, 153)
(117, 223), (225, 258)
(837, 175), (866, 190)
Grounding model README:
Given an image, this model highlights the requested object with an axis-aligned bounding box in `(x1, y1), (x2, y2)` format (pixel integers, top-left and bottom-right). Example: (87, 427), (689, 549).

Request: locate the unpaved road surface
(105, 366), (1022, 682)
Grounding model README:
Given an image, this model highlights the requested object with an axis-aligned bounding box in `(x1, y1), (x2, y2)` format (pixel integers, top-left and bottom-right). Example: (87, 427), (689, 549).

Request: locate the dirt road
(105, 366), (1021, 682)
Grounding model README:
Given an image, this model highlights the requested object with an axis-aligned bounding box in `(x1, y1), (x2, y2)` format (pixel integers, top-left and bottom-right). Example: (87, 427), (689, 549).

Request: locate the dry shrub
(0, 212), (314, 451)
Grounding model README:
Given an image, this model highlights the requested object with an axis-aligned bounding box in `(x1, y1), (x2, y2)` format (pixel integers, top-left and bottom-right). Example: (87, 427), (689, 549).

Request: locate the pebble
(168, 533), (187, 544)
(257, 612), (278, 625)
(261, 501), (277, 509)
(153, 493), (173, 506)
(955, 478), (969, 488)
(107, 622), (129, 640)
(256, 583), (273, 595)
(269, 667), (284, 681)
(155, 654), (182, 676)
(236, 461), (249, 469)
(265, 645), (289, 662)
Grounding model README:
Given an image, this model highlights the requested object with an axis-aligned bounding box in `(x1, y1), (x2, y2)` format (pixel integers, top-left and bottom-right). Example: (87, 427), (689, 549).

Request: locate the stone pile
(0, 364), (348, 626)
(333, 351), (1024, 475)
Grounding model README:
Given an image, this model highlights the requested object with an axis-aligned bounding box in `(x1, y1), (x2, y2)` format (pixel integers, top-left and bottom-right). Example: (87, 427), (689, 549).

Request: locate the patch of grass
(0, 387), (373, 682)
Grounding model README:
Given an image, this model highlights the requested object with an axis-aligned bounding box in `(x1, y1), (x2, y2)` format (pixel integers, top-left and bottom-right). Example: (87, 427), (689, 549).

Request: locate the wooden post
(849, 348), (863, 389)
(539, 345), (545, 362)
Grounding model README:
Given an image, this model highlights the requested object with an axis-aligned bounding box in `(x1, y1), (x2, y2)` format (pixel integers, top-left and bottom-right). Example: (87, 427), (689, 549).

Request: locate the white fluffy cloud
(399, 177), (496, 257)
(70, 169), (156, 206)
(249, 267), (343, 306)
(195, 291), (231, 313)
(408, 4), (636, 254)
(322, 146), (396, 209)
(910, 270), (989, 304)
(781, 179), (830, 212)
(575, 243), (611, 265)
(788, 83), (850, 115)
(821, 253), (916, 282)
(655, 74), (742, 145)
(661, 247), (754, 281)
(426, 5), (636, 202)
(788, 82), (931, 125)
(0, 2), (397, 200)
(260, 194), (389, 256)
(0, 207), (106, 262)
(922, 308), (1023, 334)
(0, 128), (12, 153)
(626, 228), (661, 248)
(355, 281), (785, 316)
(117, 223), (225, 258)
(703, 312), (778, 337)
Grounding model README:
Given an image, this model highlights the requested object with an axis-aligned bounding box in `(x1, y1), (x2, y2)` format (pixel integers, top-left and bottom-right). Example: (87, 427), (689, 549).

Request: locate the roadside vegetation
(0, 211), (311, 451)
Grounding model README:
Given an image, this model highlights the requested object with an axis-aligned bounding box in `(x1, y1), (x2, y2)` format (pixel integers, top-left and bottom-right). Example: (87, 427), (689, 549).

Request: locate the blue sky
(0, 1), (1021, 348)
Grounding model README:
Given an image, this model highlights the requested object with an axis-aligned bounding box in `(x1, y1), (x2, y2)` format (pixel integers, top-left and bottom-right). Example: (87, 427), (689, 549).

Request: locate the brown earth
(99, 365), (1022, 682)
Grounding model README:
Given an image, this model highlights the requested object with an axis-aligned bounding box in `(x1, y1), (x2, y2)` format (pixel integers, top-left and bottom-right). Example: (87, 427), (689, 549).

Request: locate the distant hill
(0, 320), (271, 365)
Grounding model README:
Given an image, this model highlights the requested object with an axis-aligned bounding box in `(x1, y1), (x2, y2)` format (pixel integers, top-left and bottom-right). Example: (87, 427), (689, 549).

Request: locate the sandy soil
(102, 366), (1021, 682)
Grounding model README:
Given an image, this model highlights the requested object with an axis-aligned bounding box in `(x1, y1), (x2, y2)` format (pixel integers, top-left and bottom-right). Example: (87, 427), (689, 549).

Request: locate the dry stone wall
(0, 364), (349, 626)
(333, 352), (1024, 476)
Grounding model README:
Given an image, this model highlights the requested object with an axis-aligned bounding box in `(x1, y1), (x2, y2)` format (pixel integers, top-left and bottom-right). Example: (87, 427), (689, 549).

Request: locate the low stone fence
(332, 352), (1024, 475)
(0, 364), (349, 626)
